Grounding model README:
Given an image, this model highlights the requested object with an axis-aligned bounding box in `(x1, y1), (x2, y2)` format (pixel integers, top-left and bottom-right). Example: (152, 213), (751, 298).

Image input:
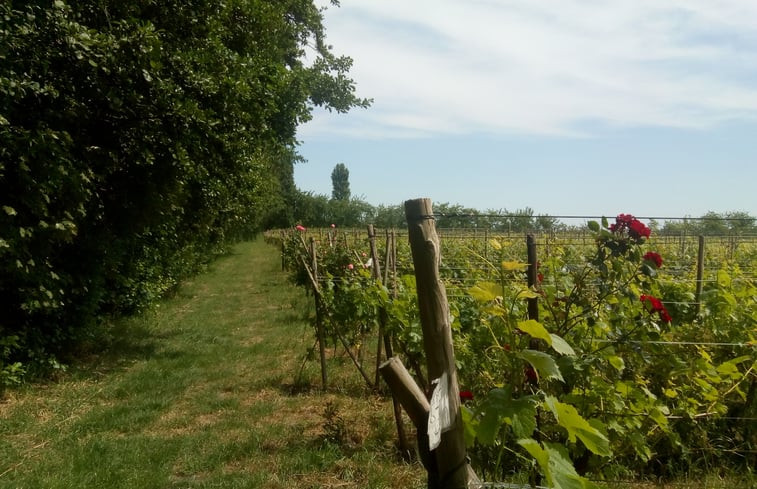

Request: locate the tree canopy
(0, 0), (369, 385)
(331, 163), (351, 201)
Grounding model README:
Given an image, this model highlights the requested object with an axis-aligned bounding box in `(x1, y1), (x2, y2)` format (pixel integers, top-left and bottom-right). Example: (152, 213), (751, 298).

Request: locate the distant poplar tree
(331, 163), (351, 201)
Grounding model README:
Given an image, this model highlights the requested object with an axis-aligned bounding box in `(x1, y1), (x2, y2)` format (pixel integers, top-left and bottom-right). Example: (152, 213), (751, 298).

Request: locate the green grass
(0, 239), (423, 489)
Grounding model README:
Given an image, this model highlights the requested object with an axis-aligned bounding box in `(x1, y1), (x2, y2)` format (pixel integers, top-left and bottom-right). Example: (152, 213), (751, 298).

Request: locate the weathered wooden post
(695, 235), (705, 317)
(526, 234), (539, 322)
(525, 234), (543, 487)
(368, 225), (385, 386)
(405, 198), (470, 489)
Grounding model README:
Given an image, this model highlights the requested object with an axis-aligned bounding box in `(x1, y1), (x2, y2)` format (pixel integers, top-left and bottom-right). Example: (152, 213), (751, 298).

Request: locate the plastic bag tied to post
(428, 371), (454, 450)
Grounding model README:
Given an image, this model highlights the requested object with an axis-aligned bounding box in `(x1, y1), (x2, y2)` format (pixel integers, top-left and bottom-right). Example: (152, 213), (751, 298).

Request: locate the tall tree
(331, 163), (351, 201)
(0, 0), (369, 384)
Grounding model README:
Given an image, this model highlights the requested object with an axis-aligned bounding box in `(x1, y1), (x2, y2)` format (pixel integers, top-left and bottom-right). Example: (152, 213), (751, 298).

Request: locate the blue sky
(294, 0), (757, 218)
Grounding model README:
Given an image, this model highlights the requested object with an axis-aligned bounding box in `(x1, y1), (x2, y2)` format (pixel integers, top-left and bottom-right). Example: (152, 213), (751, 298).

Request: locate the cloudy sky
(294, 0), (757, 218)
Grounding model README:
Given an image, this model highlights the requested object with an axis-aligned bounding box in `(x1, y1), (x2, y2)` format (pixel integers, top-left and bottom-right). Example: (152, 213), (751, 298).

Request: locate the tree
(331, 163), (351, 201)
(0, 0), (370, 385)
(659, 211), (756, 236)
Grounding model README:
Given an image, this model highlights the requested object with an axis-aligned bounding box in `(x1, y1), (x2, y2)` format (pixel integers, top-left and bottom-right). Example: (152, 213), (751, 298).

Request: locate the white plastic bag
(428, 371), (454, 450)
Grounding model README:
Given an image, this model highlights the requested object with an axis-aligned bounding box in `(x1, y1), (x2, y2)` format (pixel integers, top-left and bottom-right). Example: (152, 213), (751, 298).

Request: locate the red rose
(643, 251), (663, 268)
(640, 294), (672, 323)
(459, 390), (474, 401)
(610, 214), (650, 240)
(629, 219), (651, 239)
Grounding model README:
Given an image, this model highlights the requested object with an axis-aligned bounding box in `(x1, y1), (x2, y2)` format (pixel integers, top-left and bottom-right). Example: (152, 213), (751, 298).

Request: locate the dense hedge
(0, 0), (368, 386)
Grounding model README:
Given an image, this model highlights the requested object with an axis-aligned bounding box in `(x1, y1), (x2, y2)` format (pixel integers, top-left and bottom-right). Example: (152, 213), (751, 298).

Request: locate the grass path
(0, 239), (423, 489)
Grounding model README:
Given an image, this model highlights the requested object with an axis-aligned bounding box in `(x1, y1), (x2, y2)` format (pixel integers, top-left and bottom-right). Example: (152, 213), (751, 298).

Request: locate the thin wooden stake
(309, 238), (328, 389)
(368, 225), (385, 388)
(526, 234), (539, 323)
(695, 235), (705, 318)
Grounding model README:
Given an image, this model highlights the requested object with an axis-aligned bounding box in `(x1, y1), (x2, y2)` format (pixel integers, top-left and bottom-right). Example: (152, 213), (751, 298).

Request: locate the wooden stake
(405, 198), (470, 489)
(380, 357), (480, 487)
(309, 238), (328, 389)
(368, 225), (385, 387)
(526, 234), (539, 322)
(695, 235), (705, 318)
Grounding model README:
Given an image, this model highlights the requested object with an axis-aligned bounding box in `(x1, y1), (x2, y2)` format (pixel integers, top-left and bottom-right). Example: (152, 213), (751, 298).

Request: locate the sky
(294, 0), (757, 219)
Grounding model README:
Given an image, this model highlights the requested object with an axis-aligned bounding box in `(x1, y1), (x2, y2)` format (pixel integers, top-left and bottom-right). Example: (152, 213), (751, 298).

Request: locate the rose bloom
(347, 263), (354, 270)
(640, 294), (663, 311)
(459, 390), (474, 402)
(629, 219), (651, 239)
(643, 251), (663, 268)
(640, 294), (672, 323)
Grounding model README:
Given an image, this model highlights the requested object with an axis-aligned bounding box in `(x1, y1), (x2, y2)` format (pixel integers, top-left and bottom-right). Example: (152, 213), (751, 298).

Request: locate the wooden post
(526, 234), (539, 322)
(380, 357), (429, 425)
(368, 225), (384, 388)
(695, 235), (705, 318)
(281, 239), (286, 272)
(384, 229), (392, 286)
(525, 234), (543, 486)
(380, 357), (481, 486)
(310, 238), (328, 389)
(390, 230), (398, 299)
(405, 198), (469, 489)
(381, 357), (435, 474)
(368, 226), (411, 454)
(484, 230), (490, 279)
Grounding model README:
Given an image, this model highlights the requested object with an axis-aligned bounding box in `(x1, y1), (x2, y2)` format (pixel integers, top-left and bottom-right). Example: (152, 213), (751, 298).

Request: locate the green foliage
(275, 218), (756, 484)
(331, 163), (351, 201)
(0, 0), (369, 387)
(293, 191), (375, 228)
(659, 211), (757, 236)
(461, 216), (754, 481)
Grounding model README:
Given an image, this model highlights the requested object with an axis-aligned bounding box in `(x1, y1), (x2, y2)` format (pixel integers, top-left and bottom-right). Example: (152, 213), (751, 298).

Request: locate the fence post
(281, 239), (286, 272)
(695, 235), (705, 318)
(368, 224), (385, 387)
(525, 234), (543, 487)
(526, 234), (539, 322)
(310, 237), (328, 389)
(405, 198), (470, 489)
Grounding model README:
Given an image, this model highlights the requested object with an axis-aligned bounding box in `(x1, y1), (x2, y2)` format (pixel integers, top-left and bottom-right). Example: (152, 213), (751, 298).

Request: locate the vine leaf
(468, 281), (501, 302)
(502, 261), (528, 271)
(475, 387), (537, 444)
(517, 320), (575, 356)
(518, 439), (599, 489)
(518, 320), (552, 344)
(519, 350), (564, 382)
(544, 396), (612, 457)
(549, 333), (576, 356)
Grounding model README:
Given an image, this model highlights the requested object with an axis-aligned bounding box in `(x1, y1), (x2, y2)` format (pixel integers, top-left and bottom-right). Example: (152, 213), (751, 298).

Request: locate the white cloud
(300, 0), (757, 139)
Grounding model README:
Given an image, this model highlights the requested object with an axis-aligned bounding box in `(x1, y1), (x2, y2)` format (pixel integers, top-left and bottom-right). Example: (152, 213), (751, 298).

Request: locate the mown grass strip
(0, 239), (423, 489)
